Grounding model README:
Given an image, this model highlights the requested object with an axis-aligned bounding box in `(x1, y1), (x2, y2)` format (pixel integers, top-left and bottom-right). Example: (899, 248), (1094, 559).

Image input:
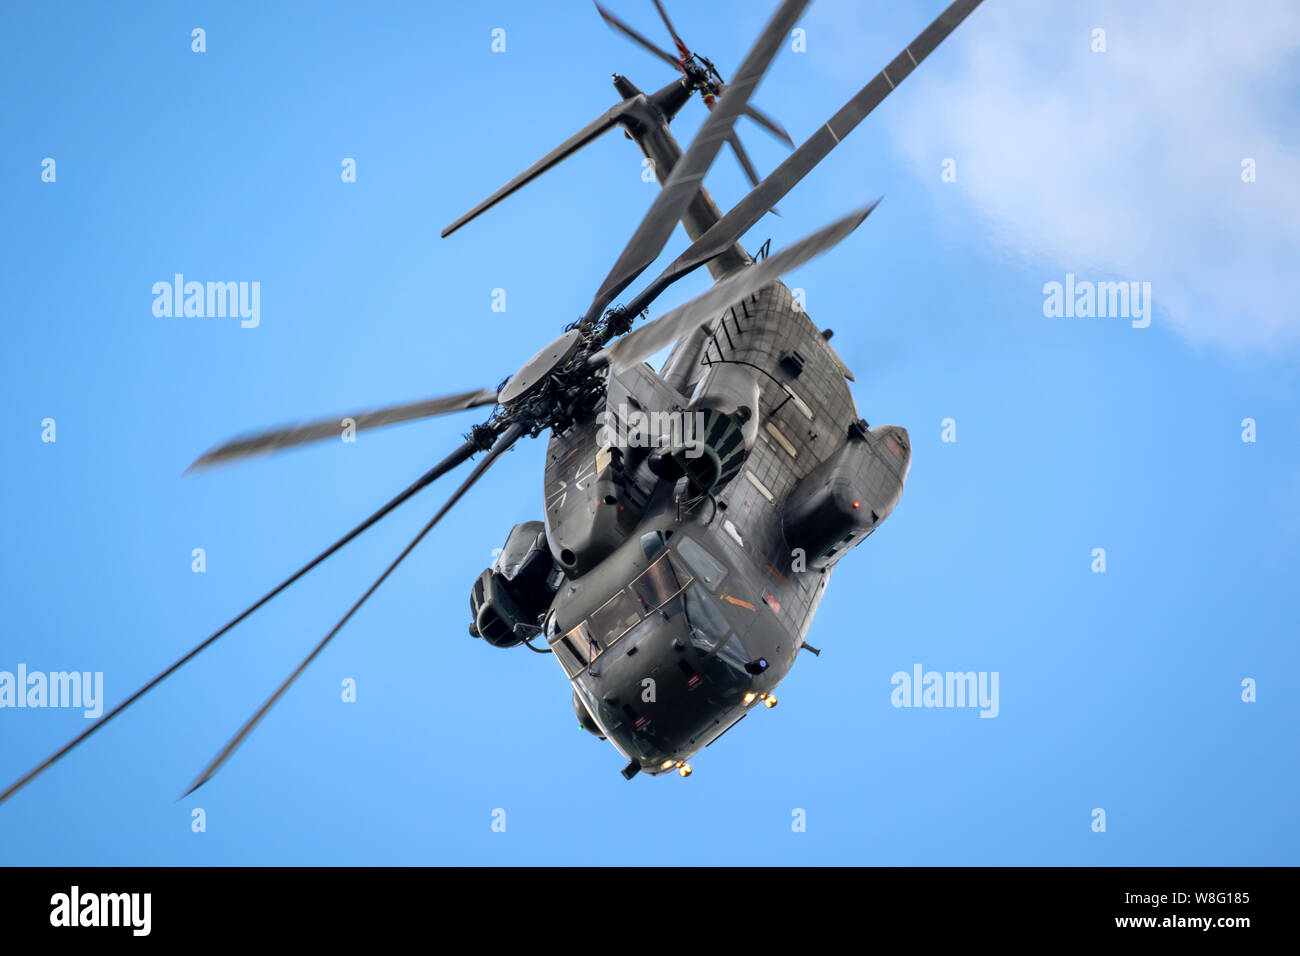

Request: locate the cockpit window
(631, 552), (690, 611)
(683, 583), (730, 652)
(550, 543), (727, 684)
(676, 536), (726, 590)
(589, 590), (640, 649)
(552, 620), (594, 679)
(640, 530), (667, 561)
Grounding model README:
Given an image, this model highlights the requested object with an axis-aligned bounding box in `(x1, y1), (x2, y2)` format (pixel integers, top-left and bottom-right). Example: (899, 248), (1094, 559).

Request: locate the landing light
(762, 694), (778, 709)
(743, 692), (758, 705)
(677, 763), (693, 777)
(661, 759), (675, 770)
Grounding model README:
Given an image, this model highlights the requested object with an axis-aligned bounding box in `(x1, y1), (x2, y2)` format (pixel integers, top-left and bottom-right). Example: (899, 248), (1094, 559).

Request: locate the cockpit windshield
(548, 549), (695, 678)
(547, 538), (746, 688)
(630, 550), (688, 609)
(680, 585), (730, 652)
(589, 590), (639, 646)
(552, 621), (594, 679)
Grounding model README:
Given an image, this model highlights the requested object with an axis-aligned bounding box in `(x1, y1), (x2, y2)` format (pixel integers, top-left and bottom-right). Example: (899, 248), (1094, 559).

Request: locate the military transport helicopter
(0, 0), (983, 804)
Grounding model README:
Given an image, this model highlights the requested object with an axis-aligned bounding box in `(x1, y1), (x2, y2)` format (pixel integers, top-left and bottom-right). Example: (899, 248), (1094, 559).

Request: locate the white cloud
(882, 0), (1300, 350)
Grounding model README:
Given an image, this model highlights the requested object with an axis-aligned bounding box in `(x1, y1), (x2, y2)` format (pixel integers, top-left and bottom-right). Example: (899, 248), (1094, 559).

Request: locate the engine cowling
(781, 421), (911, 571)
(469, 521), (561, 648)
(649, 361), (759, 494)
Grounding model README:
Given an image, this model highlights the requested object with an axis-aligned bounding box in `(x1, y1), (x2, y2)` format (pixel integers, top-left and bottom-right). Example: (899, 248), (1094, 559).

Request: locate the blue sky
(1, 0), (1296, 865)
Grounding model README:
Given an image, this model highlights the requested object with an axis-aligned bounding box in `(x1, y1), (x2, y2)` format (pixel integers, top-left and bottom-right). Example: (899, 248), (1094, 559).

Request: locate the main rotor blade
(183, 422), (525, 796)
(579, 0), (812, 328)
(442, 97), (640, 239)
(0, 440), (481, 808)
(187, 387), (500, 472)
(594, 1), (682, 69)
(601, 199), (878, 372)
(743, 104), (794, 148)
(625, 0), (984, 317)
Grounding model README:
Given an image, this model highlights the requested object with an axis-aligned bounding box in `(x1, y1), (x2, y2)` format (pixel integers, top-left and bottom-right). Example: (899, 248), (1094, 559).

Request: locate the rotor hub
(498, 330), (585, 406)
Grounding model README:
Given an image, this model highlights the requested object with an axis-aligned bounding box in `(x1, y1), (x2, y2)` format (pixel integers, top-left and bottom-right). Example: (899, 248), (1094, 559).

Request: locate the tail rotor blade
(182, 423), (524, 797)
(594, 2), (682, 69)
(651, 0), (692, 61)
(580, 0), (812, 327)
(676, 0), (983, 278)
(617, 0), (984, 318)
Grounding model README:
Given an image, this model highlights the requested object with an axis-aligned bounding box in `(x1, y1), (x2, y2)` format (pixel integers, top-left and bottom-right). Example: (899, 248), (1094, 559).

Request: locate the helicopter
(0, 0), (983, 804)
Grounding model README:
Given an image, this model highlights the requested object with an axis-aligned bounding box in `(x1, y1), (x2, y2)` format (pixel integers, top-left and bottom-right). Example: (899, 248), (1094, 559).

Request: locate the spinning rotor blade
(727, 131), (781, 216)
(580, 0), (812, 327)
(625, 0), (984, 317)
(602, 198), (879, 372)
(727, 131), (764, 191)
(596, 2), (792, 215)
(0, 439), (483, 808)
(594, 2), (682, 69)
(441, 98), (640, 239)
(183, 422), (525, 796)
(598, 2), (793, 149)
(651, 0), (691, 61)
(187, 386), (500, 472)
(743, 104), (794, 148)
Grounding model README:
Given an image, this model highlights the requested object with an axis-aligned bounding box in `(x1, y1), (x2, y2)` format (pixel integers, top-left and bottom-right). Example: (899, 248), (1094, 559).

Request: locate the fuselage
(471, 73), (911, 778)
(540, 276), (908, 775)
